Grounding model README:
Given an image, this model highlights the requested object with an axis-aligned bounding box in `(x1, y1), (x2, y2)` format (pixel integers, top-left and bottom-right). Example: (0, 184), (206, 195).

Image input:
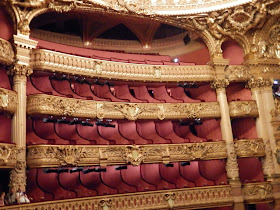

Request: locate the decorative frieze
(229, 100), (259, 118)
(234, 139), (266, 158)
(246, 78), (273, 90)
(0, 88), (18, 113)
(0, 185), (233, 210)
(27, 94), (221, 120)
(31, 49), (215, 82)
(0, 38), (14, 65)
(242, 182), (274, 203)
(27, 142), (227, 168)
(0, 143), (18, 168)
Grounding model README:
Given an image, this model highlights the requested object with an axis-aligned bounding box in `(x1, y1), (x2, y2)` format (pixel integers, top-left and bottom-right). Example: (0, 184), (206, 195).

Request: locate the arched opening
(222, 39), (244, 65)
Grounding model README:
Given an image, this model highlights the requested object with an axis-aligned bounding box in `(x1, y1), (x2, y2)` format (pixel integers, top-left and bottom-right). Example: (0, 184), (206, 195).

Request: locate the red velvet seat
(26, 169), (52, 202)
(58, 169), (97, 197)
(179, 161), (214, 187)
(226, 83), (252, 102)
(141, 164), (175, 190)
(37, 169), (76, 200)
(169, 87), (200, 103)
(0, 115), (11, 143)
(101, 165), (137, 193)
(195, 119), (222, 141)
(238, 158), (265, 183)
(199, 160), (228, 185)
(185, 84), (217, 102)
(93, 84), (129, 102)
(97, 121), (134, 145)
(145, 60), (163, 65)
(173, 122), (207, 143)
(149, 86), (183, 103)
(121, 165), (156, 192)
(131, 86), (164, 103)
(27, 77), (44, 95)
(114, 85), (145, 103)
(0, 67), (11, 89)
(80, 169), (117, 195)
(76, 122), (114, 145)
(55, 123), (92, 145)
(155, 121), (189, 143)
(118, 121), (152, 144)
(163, 61), (179, 65)
(136, 121), (171, 144)
(159, 163), (195, 188)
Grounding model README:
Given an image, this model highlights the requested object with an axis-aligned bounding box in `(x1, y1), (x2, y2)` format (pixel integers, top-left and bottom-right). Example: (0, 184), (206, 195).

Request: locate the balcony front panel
(0, 88), (17, 113)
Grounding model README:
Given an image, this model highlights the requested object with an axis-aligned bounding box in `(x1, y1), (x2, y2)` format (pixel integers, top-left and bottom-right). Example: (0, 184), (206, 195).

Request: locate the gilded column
(9, 34), (37, 191)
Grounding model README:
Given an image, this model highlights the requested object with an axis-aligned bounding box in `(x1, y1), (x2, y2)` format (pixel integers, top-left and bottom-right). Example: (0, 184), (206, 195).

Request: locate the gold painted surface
(27, 142), (227, 168)
(242, 182), (274, 204)
(0, 88), (18, 113)
(0, 143), (18, 168)
(0, 38), (14, 65)
(27, 94), (221, 119)
(31, 49), (215, 82)
(234, 139), (265, 158)
(0, 185), (233, 210)
(229, 100), (259, 118)
(225, 65), (251, 81)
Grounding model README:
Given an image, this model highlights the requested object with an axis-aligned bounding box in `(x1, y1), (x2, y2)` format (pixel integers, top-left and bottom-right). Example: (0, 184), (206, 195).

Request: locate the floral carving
(225, 65), (251, 80)
(234, 139), (265, 158)
(246, 78), (273, 90)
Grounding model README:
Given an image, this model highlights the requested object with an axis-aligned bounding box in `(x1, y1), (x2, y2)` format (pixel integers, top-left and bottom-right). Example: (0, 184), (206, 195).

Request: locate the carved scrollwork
(225, 65), (251, 81)
(124, 145), (144, 166)
(113, 103), (143, 120)
(234, 139), (265, 158)
(56, 146), (87, 166)
(0, 144), (17, 167)
(0, 38), (14, 65)
(242, 182), (274, 203)
(229, 100), (259, 118)
(8, 63), (33, 79)
(0, 88), (17, 113)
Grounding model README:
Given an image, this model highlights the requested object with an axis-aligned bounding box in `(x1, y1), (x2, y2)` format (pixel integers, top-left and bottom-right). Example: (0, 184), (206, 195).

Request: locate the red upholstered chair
(145, 60), (163, 65)
(118, 121), (152, 144)
(226, 83), (252, 102)
(238, 158), (265, 183)
(185, 84), (217, 102)
(163, 61), (179, 65)
(194, 119), (223, 141)
(58, 169), (97, 198)
(155, 121), (189, 144)
(97, 121), (134, 145)
(101, 165), (137, 194)
(0, 115), (11, 143)
(173, 122), (207, 143)
(93, 84), (129, 102)
(76, 122), (114, 145)
(0, 67), (11, 89)
(159, 163), (195, 188)
(148, 86), (183, 103)
(80, 169), (117, 195)
(37, 169), (76, 200)
(141, 164), (176, 190)
(26, 169), (52, 202)
(121, 165), (156, 192)
(27, 77), (44, 95)
(26, 118), (53, 145)
(55, 123), (91, 145)
(114, 85), (145, 103)
(169, 87), (201, 103)
(231, 118), (258, 139)
(199, 160), (228, 185)
(179, 161), (214, 187)
(130, 86), (164, 103)
(136, 121), (171, 144)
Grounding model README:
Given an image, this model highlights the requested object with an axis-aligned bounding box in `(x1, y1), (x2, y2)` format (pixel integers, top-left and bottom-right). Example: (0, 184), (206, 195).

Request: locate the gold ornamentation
(225, 142), (239, 180)
(242, 182), (274, 203)
(0, 185), (233, 210)
(164, 193), (176, 209)
(271, 99), (280, 118)
(0, 144), (17, 167)
(27, 142), (227, 168)
(27, 94), (221, 120)
(0, 38), (14, 65)
(229, 100), (259, 118)
(225, 65), (251, 81)
(246, 78), (273, 90)
(8, 63), (33, 79)
(211, 79), (229, 90)
(0, 88), (18, 113)
(18, 19), (30, 35)
(234, 139), (265, 158)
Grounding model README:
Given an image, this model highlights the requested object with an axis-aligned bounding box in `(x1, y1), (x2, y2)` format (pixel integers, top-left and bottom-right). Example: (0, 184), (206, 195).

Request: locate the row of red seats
(27, 75), (217, 102)
(27, 118), (222, 145)
(0, 67), (11, 90)
(27, 161), (227, 202)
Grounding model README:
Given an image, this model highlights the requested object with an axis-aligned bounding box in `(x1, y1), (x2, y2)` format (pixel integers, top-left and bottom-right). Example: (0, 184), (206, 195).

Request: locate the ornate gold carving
(0, 185), (233, 210)
(211, 79), (229, 90)
(0, 88), (18, 113)
(164, 193), (176, 209)
(18, 18), (30, 35)
(27, 94), (221, 120)
(271, 99), (280, 118)
(226, 142), (239, 180)
(225, 65), (251, 81)
(234, 139), (265, 158)
(31, 49), (215, 82)
(27, 142), (227, 168)
(246, 78), (273, 90)
(8, 63), (33, 79)
(242, 182), (274, 203)
(0, 38), (14, 65)
(229, 100), (259, 118)
(0, 143), (17, 168)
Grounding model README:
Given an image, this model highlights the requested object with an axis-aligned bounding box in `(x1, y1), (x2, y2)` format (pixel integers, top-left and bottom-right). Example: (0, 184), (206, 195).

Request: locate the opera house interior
(1, 0), (280, 209)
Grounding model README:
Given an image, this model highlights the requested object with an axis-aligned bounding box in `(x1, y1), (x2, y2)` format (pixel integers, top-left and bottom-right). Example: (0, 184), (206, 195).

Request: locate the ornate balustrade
(242, 182), (274, 204)
(31, 49), (215, 82)
(27, 141), (227, 168)
(0, 143), (18, 168)
(229, 100), (259, 118)
(0, 38), (14, 65)
(0, 88), (18, 113)
(0, 185), (233, 210)
(27, 94), (221, 120)
(234, 139), (266, 158)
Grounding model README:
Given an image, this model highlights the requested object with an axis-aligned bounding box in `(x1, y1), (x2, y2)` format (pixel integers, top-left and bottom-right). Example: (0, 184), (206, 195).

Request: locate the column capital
(8, 63), (33, 79)
(211, 79), (229, 91)
(246, 77), (273, 90)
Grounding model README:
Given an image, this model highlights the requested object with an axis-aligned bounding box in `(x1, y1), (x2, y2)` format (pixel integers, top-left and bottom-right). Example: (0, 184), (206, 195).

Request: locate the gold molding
(225, 65), (251, 81)
(27, 94), (221, 120)
(0, 38), (14, 66)
(0, 143), (18, 168)
(242, 182), (274, 204)
(31, 49), (215, 82)
(27, 142), (227, 168)
(0, 88), (18, 113)
(229, 100), (259, 118)
(234, 139), (266, 158)
(0, 185), (233, 210)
